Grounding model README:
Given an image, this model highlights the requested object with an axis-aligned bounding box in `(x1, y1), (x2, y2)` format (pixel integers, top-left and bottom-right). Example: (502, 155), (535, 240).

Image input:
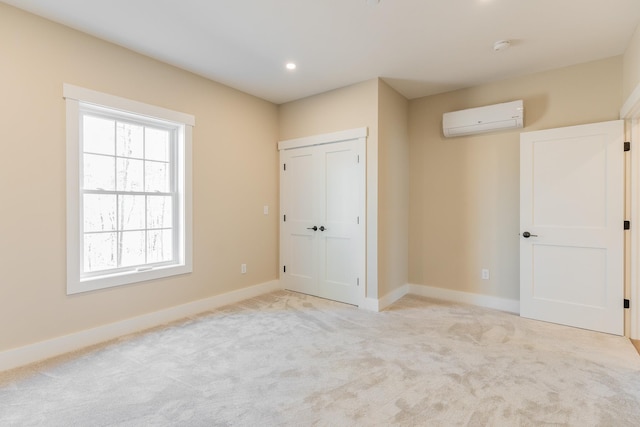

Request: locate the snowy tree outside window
(82, 115), (174, 272)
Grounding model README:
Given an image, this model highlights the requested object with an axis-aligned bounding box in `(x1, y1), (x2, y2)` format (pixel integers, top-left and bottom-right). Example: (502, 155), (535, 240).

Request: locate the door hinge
(625, 220), (630, 230)
(357, 155), (360, 164)
(357, 277), (360, 286)
(284, 163), (287, 171)
(283, 265), (286, 273)
(283, 214), (286, 222)
(357, 216), (360, 225)
(624, 299), (630, 309)
(624, 142), (631, 152)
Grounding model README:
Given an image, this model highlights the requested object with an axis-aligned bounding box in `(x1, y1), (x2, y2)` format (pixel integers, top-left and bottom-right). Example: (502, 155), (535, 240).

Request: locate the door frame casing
(621, 85), (640, 340)
(277, 127), (369, 307)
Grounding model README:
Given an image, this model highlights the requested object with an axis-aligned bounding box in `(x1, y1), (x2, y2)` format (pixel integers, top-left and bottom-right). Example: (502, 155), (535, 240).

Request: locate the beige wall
(408, 57), (623, 301)
(277, 80), (378, 141)
(377, 80), (409, 297)
(0, 4), (279, 352)
(623, 23), (640, 102)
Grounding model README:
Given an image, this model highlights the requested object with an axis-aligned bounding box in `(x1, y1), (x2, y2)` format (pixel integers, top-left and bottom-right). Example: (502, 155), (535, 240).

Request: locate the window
(65, 84), (193, 294)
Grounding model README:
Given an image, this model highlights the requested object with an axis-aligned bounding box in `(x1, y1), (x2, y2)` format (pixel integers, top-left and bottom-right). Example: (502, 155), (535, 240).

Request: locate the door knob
(319, 226), (327, 231)
(307, 226), (318, 231)
(522, 231), (538, 238)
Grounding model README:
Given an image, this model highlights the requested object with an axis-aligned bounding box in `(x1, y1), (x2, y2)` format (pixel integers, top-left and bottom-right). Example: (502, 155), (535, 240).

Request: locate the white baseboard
(0, 281), (520, 372)
(378, 284), (410, 310)
(360, 297), (381, 312)
(408, 284), (520, 314)
(360, 284), (410, 312)
(362, 284), (518, 314)
(0, 280), (282, 372)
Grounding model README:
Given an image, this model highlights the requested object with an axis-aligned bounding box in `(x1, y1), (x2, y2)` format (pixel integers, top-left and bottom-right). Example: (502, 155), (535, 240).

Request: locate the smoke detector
(493, 40), (511, 52)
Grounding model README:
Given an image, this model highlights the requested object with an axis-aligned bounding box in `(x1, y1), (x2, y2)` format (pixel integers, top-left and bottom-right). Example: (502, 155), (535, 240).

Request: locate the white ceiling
(4, 0), (640, 104)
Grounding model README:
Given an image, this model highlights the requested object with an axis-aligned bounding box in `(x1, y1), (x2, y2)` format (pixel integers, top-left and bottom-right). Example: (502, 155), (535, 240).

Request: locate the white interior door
(280, 138), (365, 306)
(317, 142), (364, 303)
(520, 120), (624, 335)
(280, 146), (319, 296)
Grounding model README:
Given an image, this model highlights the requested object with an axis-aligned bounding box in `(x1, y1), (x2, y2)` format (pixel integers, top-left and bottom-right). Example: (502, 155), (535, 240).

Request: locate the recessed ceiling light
(366, 0), (380, 7)
(286, 62), (297, 70)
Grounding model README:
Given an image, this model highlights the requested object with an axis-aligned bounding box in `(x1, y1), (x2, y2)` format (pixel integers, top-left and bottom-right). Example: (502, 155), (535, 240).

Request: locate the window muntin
(80, 109), (179, 277)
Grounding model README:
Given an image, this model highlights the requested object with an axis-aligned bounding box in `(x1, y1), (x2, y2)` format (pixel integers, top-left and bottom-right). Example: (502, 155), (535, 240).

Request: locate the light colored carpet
(1, 291), (639, 426)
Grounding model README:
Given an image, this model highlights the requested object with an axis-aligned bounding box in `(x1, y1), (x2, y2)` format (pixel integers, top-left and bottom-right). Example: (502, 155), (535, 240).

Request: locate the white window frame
(64, 84), (193, 294)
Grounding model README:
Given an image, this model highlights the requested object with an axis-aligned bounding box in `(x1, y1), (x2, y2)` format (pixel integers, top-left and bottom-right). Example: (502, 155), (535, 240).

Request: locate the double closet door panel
(321, 142), (363, 304)
(281, 146), (318, 296)
(280, 139), (364, 305)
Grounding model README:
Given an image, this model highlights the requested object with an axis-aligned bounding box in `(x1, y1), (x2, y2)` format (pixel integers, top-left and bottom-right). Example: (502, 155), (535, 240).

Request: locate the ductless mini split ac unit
(442, 100), (524, 137)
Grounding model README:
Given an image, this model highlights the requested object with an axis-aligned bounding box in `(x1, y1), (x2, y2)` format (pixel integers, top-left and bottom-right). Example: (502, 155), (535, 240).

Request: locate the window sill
(68, 263), (192, 295)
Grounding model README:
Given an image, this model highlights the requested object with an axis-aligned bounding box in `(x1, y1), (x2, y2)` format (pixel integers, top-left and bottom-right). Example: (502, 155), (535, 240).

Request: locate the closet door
(280, 145), (320, 297)
(280, 138), (365, 306)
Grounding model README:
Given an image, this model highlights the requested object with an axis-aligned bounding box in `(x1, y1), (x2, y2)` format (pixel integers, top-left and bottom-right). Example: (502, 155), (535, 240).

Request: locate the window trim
(65, 84), (193, 295)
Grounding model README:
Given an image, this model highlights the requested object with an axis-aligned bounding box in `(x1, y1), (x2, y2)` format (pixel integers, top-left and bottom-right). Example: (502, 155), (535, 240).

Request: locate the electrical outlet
(241, 264), (247, 274)
(481, 269), (490, 280)
(263, 205), (269, 215)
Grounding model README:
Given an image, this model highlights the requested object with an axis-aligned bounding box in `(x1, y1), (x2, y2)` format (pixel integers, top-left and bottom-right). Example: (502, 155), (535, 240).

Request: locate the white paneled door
(520, 120), (625, 335)
(280, 137), (365, 306)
